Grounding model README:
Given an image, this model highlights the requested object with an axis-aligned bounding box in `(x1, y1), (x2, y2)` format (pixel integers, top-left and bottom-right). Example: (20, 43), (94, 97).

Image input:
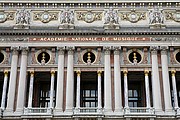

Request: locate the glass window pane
(128, 90), (132, 97)
(134, 102), (137, 107)
(129, 102), (133, 107)
(134, 90), (138, 97)
(91, 90), (96, 97)
(86, 90), (90, 97)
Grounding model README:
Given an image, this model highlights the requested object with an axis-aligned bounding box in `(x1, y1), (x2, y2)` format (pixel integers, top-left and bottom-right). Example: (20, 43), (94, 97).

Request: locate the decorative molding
(149, 8), (166, 29)
(33, 11), (58, 23)
(16, 9), (30, 25)
(0, 11), (14, 23)
(165, 10), (180, 22)
(150, 46), (159, 51)
(120, 10), (146, 23)
(76, 10), (102, 23)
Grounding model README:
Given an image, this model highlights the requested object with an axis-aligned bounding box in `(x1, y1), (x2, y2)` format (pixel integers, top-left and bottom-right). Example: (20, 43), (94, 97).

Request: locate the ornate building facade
(0, 0), (180, 120)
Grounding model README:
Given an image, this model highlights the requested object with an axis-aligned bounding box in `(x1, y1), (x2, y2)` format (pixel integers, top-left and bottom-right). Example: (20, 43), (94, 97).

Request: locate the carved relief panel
(30, 48), (57, 65)
(75, 48), (102, 65)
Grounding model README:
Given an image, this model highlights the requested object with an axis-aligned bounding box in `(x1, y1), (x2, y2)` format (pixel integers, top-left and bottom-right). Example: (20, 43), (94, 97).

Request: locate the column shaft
(76, 71), (81, 108)
(97, 71), (102, 109)
(114, 48), (122, 112)
(1, 71), (8, 110)
(5, 47), (19, 113)
(49, 70), (55, 108)
(161, 48), (172, 112)
(123, 70), (128, 108)
(151, 48), (162, 112)
(27, 71), (34, 108)
(104, 47), (112, 112)
(16, 47), (28, 114)
(55, 47), (65, 112)
(144, 70), (151, 108)
(171, 70), (178, 109)
(65, 47), (74, 112)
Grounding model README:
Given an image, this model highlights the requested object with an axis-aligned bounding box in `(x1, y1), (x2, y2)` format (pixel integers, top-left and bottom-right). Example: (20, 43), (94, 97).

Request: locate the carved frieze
(34, 11), (58, 23)
(104, 8), (119, 24)
(120, 10), (146, 23)
(60, 9), (74, 24)
(0, 11), (14, 23)
(165, 11), (180, 22)
(16, 9), (31, 25)
(76, 10), (102, 23)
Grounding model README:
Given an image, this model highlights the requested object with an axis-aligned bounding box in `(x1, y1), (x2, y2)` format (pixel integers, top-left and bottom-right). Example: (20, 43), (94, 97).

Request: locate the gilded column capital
(51, 70), (55, 75)
(97, 70), (102, 76)
(144, 70), (149, 76)
(30, 71), (34, 76)
(76, 70), (81, 76)
(171, 70), (176, 76)
(123, 70), (128, 76)
(4, 70), (8, 77)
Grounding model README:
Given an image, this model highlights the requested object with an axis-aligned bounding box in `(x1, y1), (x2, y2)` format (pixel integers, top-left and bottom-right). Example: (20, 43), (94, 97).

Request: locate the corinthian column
(15, 46), (28, 115)
(123, 70), (128, 108)
(27, 71), (34, 108)
(97, 70), (102, 110)
(144, 70), (151, 108)
(160, 46), (172, 112)
(103, 46), (112, 113)
(113, 46), (123, 113)
(1, 70), (9, 110)
(65, 46), (74, 113)
(49, 70), (55, 108)
(76, 70), (81, 109)
(55, 46), (65, 114)
(150, 46), (162, 113)
(4, 46), (19, 115)
(171, 70), (178, 109)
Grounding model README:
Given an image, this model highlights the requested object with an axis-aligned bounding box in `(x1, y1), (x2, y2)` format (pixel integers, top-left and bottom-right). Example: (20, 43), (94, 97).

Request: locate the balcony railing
(74, 107), (103, 115)
(24, 107), (53, 115)
(124, 107), (155, 115)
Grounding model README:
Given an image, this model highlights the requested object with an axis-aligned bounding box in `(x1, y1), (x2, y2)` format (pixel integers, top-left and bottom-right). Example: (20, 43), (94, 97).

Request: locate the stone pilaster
(150, 46), (162, 113)
(103, 46), (112, 114)
(15, 46), (28, 115)
(65, 46), (74, 114)
(4, 46), (19, 115)
(160, 46), (173, 113)
(113, 46), (123, 113)
(54, 46), (65, 114)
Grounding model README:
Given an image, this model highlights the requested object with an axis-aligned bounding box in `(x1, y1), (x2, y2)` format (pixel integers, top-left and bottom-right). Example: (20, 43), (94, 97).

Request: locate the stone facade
(0, 0), (180, 120)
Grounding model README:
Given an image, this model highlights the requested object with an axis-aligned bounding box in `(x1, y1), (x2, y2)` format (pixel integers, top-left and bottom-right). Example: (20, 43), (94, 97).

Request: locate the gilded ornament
(165, 11), (180, 22)
(120, 11), (146, 23)
(77, 11), (102, 23)
(0, 11), (14, 23)
(34, 11), (58, 23)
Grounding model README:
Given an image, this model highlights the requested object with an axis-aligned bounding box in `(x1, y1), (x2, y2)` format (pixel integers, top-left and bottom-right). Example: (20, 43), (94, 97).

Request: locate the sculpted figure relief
(16, 9), (30, 25)
(60, 9), (74, 24)
(104, 8), (119, 24)
(149, 8), (164, 24)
